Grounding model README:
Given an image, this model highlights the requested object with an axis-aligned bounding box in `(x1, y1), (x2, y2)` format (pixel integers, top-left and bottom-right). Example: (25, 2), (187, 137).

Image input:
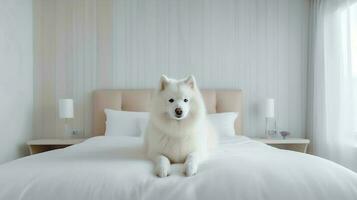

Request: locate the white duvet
(1, 136), (357, 200)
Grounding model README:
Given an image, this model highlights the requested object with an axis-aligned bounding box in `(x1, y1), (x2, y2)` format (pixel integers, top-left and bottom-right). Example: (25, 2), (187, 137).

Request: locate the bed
(1, 89), (357, 200)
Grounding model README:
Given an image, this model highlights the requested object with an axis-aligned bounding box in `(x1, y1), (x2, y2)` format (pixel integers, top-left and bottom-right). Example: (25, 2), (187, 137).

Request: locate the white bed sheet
(0, 136), (357, 200)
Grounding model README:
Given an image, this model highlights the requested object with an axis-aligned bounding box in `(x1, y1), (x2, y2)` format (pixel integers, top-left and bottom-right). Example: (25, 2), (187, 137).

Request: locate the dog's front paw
(184, 162), (198, 177)
(155, 155), (170, 178)
(156, 164), (170, 177)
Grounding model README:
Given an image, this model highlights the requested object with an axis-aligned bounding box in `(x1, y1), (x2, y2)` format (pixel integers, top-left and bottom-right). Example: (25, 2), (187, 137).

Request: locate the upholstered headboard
(92, 89), (243, 136)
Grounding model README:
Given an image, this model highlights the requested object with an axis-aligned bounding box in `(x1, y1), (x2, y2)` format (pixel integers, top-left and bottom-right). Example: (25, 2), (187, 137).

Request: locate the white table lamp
(265, 98), (277, 138)
(59, 99), (74, 138)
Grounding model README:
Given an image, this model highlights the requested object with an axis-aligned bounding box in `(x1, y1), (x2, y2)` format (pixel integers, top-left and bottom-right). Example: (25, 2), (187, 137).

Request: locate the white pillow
(137, 112), (238, 137)
(104, 109), (149, 137)
(138, 117), (149, 137)
(208, 112), (238, 137)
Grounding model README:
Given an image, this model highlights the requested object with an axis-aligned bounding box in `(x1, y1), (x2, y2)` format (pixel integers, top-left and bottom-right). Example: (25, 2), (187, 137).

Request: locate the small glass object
(280, 131), (290, 139)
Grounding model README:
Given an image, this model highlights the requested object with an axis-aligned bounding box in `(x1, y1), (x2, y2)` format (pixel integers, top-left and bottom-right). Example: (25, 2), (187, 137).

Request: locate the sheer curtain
(308, 0), (357, 171)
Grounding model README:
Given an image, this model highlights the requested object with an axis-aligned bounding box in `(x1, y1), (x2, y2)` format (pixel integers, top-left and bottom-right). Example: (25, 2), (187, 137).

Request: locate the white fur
(144, 75), (216, 177)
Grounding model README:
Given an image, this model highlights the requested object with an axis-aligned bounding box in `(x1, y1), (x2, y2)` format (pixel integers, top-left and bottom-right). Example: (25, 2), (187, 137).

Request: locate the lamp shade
(59, 99), (74, 119)
(265, 98), (275, 118)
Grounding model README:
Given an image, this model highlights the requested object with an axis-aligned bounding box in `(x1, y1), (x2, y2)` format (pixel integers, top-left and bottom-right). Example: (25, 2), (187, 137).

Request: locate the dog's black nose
(175, 108), (183, 116)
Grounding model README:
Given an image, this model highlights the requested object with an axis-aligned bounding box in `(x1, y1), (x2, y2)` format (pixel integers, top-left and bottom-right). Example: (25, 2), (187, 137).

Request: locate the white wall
(34, 0), (309, 139)
(0, 0), (33, 163)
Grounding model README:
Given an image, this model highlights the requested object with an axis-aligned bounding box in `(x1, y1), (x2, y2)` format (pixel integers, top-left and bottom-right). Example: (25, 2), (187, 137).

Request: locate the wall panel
(34, 0), (309, 138)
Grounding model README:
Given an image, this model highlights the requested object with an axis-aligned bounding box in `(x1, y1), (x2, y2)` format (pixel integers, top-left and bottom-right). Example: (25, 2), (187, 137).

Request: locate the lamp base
(63, 120), (73, 139)
(265, 117), (277, 138)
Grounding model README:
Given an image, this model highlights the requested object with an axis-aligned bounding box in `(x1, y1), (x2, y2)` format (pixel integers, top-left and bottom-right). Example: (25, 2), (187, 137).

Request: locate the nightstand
(253, 138), (310, 153)
(27, 139), (87, 155)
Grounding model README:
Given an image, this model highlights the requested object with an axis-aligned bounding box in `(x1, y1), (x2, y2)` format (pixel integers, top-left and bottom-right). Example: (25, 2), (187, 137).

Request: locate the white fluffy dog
(144, 75), (216, 177)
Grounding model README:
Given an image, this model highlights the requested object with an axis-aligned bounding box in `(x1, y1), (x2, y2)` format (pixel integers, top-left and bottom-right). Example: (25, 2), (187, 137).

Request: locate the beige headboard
(92, 89), (243, 136)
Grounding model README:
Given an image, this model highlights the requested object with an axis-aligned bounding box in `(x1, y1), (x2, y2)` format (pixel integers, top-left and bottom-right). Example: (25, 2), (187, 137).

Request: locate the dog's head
(153, 75), (204, 122)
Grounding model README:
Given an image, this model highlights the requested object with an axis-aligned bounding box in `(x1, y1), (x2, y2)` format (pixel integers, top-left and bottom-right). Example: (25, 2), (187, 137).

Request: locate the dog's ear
(184, 75), (196, 89)
(160, 74), (169, 91)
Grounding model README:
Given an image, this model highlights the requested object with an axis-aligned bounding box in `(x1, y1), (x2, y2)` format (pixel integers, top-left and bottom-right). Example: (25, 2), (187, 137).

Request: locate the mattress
(0, 136), (357, 200)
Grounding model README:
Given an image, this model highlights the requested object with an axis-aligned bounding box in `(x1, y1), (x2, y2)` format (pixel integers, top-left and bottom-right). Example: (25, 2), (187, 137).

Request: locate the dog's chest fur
(146, 125), (205, 163)
(158, 133), (199, 163)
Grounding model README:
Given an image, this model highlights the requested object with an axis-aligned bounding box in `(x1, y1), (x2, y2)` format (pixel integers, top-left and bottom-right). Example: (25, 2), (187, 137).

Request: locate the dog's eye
(184, 99), (188, 102)
(169, 99), (174, 103)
